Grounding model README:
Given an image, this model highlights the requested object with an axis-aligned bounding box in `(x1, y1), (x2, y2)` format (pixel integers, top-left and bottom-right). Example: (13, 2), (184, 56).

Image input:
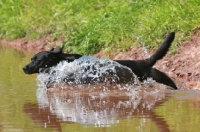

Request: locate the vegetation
(0, 0), (199, 55)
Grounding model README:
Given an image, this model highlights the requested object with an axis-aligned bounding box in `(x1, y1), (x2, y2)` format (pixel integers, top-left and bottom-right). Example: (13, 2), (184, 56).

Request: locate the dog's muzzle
(23, 65), (34, 74)
(23, 66), (29, 74)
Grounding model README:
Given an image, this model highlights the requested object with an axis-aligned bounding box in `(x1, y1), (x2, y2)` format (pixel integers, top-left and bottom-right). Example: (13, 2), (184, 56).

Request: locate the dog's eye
(31, 58), (37, 61)
(36, 60), (41, 63)
(33, 60), (41, 64)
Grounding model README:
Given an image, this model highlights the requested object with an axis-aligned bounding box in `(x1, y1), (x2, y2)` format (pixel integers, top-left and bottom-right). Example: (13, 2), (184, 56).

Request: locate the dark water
(0, 46), (200, 132)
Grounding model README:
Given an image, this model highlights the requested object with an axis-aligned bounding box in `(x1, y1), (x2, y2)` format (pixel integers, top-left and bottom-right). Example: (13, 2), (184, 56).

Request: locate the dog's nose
(22, 66), (27, 71)
(22, 66), (31, 74)
(22, 66), (29, 73)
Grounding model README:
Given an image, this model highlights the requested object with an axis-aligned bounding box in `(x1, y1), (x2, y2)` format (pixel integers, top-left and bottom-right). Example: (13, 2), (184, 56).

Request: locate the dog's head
(23, 48), (63, 74)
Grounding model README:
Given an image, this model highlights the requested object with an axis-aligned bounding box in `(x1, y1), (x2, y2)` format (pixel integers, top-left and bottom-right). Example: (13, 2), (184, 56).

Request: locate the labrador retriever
(23, 32), (177, 89)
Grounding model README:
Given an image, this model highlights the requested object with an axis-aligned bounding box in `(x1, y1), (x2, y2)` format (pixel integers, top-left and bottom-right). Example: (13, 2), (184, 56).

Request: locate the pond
(0, 46), (200, 132)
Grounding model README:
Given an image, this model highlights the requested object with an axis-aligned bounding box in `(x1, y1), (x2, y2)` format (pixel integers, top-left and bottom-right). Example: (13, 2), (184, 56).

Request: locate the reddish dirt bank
(0, 34), (63, 53)
(1, 31), (200, 90)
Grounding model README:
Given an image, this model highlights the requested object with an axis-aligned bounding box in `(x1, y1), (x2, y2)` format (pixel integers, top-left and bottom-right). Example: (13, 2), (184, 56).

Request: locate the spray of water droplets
(36, 56), (139, 89)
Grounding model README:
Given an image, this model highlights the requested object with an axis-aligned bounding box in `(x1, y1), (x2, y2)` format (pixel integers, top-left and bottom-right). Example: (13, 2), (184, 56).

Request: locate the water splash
(137, 36), (150, 58)
(36, 56), (138, 89)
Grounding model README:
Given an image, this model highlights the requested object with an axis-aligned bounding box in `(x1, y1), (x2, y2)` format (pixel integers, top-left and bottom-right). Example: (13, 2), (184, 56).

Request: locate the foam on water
(36, 56), (138, 89)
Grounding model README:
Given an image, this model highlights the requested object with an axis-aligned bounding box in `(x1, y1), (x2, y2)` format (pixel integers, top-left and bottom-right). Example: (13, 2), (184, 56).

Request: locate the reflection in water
(24, 84), (172, 132)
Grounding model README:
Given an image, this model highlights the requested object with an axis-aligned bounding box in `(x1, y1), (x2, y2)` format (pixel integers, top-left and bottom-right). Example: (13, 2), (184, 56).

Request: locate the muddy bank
(1, 31), (200, 90)
(0, 34), (63, 53)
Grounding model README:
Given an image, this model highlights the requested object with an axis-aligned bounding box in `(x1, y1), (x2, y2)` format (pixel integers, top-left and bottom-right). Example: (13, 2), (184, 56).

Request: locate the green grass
(0, 0), (200, 55)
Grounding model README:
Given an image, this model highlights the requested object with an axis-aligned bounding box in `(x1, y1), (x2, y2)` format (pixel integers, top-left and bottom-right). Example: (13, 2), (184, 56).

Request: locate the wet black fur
(23, 48), (82, 74)
(23, 32), (177, 89)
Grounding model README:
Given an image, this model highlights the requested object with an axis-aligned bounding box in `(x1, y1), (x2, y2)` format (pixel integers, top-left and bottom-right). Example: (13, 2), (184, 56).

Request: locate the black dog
(23, 48), (82, 74)
(23, 32), (177, 89)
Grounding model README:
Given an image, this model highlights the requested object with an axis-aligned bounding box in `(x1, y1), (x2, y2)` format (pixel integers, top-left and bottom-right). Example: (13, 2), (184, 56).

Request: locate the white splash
(36, 56), (137, 89)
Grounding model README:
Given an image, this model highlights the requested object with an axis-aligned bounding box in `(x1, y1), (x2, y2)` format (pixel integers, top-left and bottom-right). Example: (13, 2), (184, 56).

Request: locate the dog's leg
(149, 68), (177, 89)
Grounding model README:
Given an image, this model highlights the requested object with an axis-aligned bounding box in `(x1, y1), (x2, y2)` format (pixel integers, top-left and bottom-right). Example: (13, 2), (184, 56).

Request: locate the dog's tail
(146, 32), (175, 67)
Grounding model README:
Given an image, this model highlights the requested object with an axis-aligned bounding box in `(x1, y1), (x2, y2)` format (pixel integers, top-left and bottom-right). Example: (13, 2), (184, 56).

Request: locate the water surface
(0, 46), (200, 132)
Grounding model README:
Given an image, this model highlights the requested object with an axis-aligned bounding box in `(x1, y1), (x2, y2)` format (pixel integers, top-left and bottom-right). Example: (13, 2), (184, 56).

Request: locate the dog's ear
(49, 48), (54, 51)
(48, 48), (63, 54)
